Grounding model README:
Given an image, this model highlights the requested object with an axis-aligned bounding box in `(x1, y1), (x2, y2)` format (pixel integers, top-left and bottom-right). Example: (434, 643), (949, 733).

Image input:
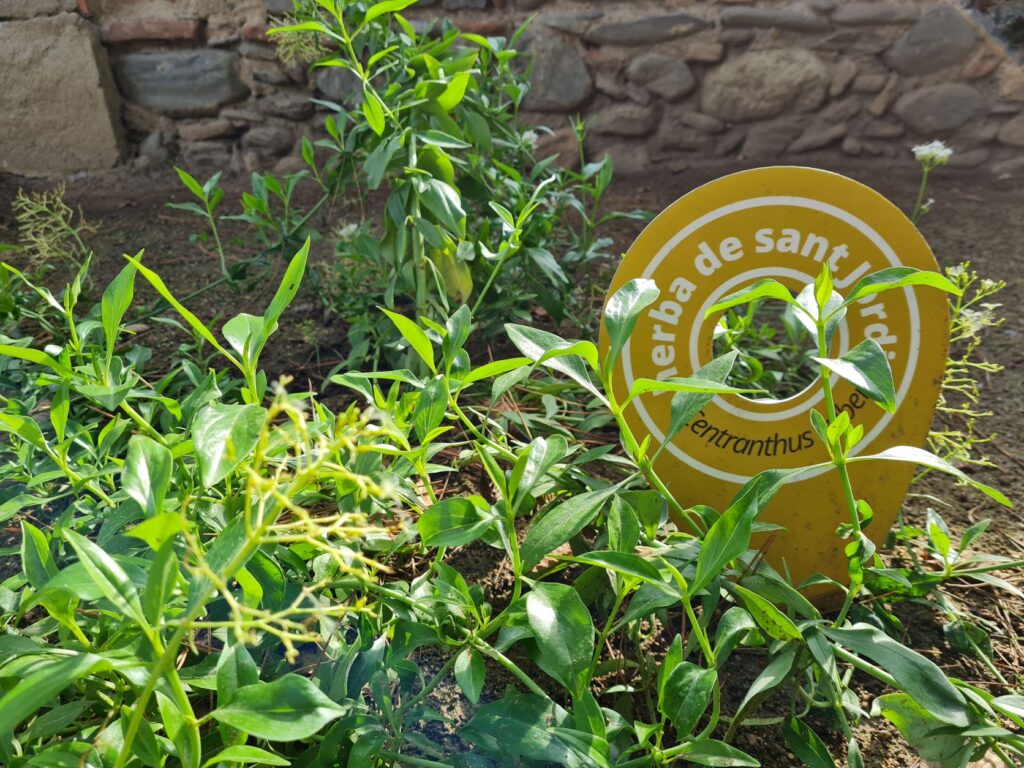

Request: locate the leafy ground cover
(1, 158), (1023, 767)
(0, 4), (1023, 767)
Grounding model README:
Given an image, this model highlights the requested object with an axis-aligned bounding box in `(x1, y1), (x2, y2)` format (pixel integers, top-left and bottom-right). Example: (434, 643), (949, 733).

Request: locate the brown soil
(2, 158), (1023, 767)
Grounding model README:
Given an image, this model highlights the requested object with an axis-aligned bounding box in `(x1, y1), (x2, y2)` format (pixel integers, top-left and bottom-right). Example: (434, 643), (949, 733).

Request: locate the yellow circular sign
(603, 167), (949, 593)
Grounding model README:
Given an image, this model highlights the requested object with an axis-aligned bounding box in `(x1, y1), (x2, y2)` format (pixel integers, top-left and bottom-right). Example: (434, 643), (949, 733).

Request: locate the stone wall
(1, 0), (1023, 177)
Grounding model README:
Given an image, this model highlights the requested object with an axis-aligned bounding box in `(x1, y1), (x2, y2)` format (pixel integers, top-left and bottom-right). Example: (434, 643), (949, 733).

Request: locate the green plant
(926, 261), (1006, 471)
(711, 297), (817, 399)
(164, 0), (642, 370)
(1, 246), (1022, 766)
(702, 265), (1021, 766)
(8, 183), (95, 272)
(910, 140), (953, 224)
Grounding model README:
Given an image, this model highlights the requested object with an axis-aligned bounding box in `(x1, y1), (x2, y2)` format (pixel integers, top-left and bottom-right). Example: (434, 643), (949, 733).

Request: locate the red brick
(101, 18), (200, 43)
(242, 22), (270, 42)
(457, 19), (506, 36)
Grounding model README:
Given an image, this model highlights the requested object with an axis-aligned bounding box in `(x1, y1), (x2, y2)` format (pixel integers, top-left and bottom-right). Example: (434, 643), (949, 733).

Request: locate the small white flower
(521, 129), (539, 150)
(333, 222), (359, 241)
(912, 140), (954, 166)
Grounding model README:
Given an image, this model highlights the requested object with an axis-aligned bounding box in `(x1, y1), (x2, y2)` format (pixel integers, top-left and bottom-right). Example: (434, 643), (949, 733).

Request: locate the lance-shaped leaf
(840, 267), (961, 309)
(846, 446), (1010, 507)
(603, 278), (659, 372)
(521, 486), (618, 571)
(123, 435), (173, 517)
(193, 403), (266, 488)
(526, 583), (594, 698)
(704, 279), (797, 317)
(825, 623), (970, 726)
(813, 338), (896, 413)
(64, 530), (148, 628)
(210, 675), (347, 742)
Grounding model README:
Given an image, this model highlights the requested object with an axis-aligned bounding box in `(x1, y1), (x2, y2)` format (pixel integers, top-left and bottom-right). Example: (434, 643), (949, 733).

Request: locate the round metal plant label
(602, 167), (949, 591)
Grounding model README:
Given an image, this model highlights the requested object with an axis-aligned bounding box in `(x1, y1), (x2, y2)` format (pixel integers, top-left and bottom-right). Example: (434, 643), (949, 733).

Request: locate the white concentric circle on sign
(689, 267), (851, 421)
(620, 195), (920, 484)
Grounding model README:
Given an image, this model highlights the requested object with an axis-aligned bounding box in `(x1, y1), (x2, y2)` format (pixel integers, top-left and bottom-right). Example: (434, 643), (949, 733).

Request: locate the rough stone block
(894, 83), (988, 134)
(997, 114), (1024, 148)
(0, 13), (123, 175)
(101, 18), (200, 43)
(584, 13), (708, 46)
(522, 34), (592, 112)
(885, 5), (978, 76)
(701, 48), (829, 122)
(832, 3), (918, 25)
(588, 103), (658, 137)
(0, 0), (74, 19)
(720, 5), (830, 32)
(113, 50), (249, 117)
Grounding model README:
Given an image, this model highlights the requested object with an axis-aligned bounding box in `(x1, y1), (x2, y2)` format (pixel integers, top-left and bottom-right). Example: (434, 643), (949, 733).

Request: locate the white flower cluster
(912, 140), (954, 168)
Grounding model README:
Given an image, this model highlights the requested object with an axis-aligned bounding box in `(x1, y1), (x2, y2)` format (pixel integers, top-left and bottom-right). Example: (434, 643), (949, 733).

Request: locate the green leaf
(193, 403), (266, 488)
(782, 716), (834, 768)
(459, 357), (531, 389)
(603, 278), (659, 371)
(202, 746), (289, 768)
(871, 693), (972, 767)
(21, 521), (57, 592)
(381, 308), (435, 373)
(462, 692), (577, 766)
(526, 583), (594, 698)
(841, 267), (961, 309)
(561, 550), (665, 586)
(628, 375), (754, 403)
(364, 0), (420, 24)
(0, 653), (109, 736)
(513, 435), (569, 504)
(731, 584), (802, 642)
(505, 324), (603, 401)
(418, 497), (490, 548)
(412, 377), (448, 442)
(362, 86), (386, 135)
(705, 279), (796, 317)
(126, 254), (241, 370)
(0, 344), (72, 377)
(676, 739), (760, 767)
(128, 512), (187, 552)
(732, 644), (798, 729)
(692, 469), (798, 595)
(658, 662), (716, 737)
(521, 486), (617, 571)
(420, 179), (466, 236)
(437, 71), (472, 112)
(217, 640), (259, 707)
(123, 435), (173, 517)
(101, 260), (137, 365)
(847, 446), (1011, 507)
(665, 352), (738, 443)
(712, 607), (756, 665)
(142, 541), (179, 625)
(64, 529), (148, 628)
(824, 624), (969, 726)
(210, 675), (347, 742)
(813, 339), (896, 413)
(0, 412), (47, 450)
(454, 648), (484, 705)
(174, 166), (206, 201)
(263, 241), (309, 339)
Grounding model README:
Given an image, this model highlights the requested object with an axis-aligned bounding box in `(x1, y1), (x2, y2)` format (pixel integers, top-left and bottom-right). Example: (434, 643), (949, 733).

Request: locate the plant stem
(817, 320), (863, 628)
(474, 639), (551, 700)
(911, 167), (931, 224)
(589, 589), (626, 681)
